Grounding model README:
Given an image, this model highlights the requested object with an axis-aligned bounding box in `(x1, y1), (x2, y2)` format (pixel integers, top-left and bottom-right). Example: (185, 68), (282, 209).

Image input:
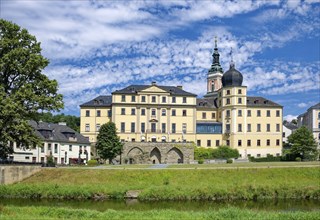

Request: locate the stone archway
(167, 147), (184, 164)
(127, 147), (144, 164)
(150, 147), (161, 164)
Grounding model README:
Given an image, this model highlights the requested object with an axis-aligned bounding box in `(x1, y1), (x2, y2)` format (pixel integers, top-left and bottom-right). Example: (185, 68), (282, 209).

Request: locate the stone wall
(0, 165), (41, 185)
(122, 142), (194, 164)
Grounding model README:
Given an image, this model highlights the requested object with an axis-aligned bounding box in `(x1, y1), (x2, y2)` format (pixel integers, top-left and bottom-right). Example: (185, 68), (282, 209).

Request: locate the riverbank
(0, 167), (319, 201)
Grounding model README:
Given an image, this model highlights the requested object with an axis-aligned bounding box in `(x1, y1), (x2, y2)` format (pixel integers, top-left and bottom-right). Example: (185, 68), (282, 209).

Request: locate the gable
(140, 86), (168, 93)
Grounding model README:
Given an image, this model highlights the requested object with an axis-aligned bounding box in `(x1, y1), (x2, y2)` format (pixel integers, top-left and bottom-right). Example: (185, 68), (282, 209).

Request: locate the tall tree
(287, 126), (318, 160)
(96, 122), (123, 164)
(0, 19), (63, 158)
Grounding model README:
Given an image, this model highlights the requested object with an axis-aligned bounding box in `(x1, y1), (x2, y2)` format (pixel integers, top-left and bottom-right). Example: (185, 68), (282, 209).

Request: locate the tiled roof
(112, 85), (197, 97)
(284, 122), (298, 130)
(29, 121), (90, 145)
(80, 95), (112, 107)
(247, 96), (282, 107)
(196, 98), (218, 109)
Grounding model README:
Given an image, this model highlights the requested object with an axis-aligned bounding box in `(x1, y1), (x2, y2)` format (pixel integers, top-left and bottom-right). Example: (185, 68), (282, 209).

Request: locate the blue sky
(2, 0), (320, 120)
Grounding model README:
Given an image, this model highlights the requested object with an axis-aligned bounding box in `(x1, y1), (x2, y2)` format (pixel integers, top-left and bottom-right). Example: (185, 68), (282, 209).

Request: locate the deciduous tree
(0, 19), (63, 158)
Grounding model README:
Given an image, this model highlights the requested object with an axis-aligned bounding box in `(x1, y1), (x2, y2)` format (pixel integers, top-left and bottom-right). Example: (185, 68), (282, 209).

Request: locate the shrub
(87, 159), (98, 166)
(212, 146), (239, 159)
(295, 157), (301, 162)
(194, 148), (214, 160)
(47, 155), (55, 166)
(198, 159), (204, 164)
(226, 159), (233, 164)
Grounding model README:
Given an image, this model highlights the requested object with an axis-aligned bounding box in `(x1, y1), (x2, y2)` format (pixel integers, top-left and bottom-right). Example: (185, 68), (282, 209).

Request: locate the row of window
(120, 108), (188, 117)
(121, 95), (187, 104)
(197, 140), (220, 147)
(225, 109), (281, 117)
(201, 112), (216, 119)
(120, 122), (187, 134)
(85, 110), (111, 117)
(219, 89), (243, 97)
(40, 143), (86, 153)
(225, 123), (281, 132)
(237, 139), (281, 147)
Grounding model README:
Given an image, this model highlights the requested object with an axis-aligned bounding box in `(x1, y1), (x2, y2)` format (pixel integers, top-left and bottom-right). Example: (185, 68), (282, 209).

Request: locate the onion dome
(222, 50), (243, 87)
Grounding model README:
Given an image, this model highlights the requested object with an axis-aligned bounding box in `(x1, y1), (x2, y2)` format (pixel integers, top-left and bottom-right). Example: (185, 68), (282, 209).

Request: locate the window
(182, 123), (187, 134)
(247, 110), (251, 117)
(41, 143), (45, 153)
(172, 97), (176, 103)
(212, 113), (216, 119)
(151, 123), (156, 133)
(96, 124), (101, 131)
(151, 109), (156, 116)
(247, 154), (251, 157)
(257, 110), (261, 117)
(162, 109), (166, 116)
(267, 124), (270, 132)
(162, 123), (166, 133)
(247, 124), (251, 132)
(48, 143), (52, 151)
(267, 139), (270, 146)
(85, 124), (90, 132)
(85, 110), (90, 117)
(283, 132), (285, 138)
(257, 124), (261, 132)
(69, 145), (72, 151)
(121, 108), (125, 115)
(276, 139), (280, 146)
(238, 98), (242, 104)
(226, 110), (231, 117)
(247, 140), (251, 147)
(227, 90), (230, 95)
(97, 110), (101, 117)
(257, 154), (261, 158)
(121, 95), (126, 102)
(108, 110), (112, 117)
(182, 110), (187, 116)
(141, 123), (145, 133)
(172, 123), (176, 133)
(141, 96), (146, 102)
(226, 140), (230, 146)
(162, 97), (166, 103)
(226, 124), (230, 132)
(219, 100), (222, 106)
(238, 124), (242, 132)
(197, 140), (201, 146)
(318, 122), (320, 129)
(131, 123), (135, 133)
(226, 98), (230, 105)
(276, 124), (280, 132)
(238, 89), (242, 94)
(207, 140), (211, 147)
(131, 108), (136, 115)
(132, 138), (135, 142)
(202, 112), (206, 119)
(131, 95), (136, 102)
(257, 140), (261, 146)
(183, 97), (187, 103)
(216, 140), (220, 146)
(238, 140), (242, 147)
(238, 110), (242, 117)
(276, 110), (280, 117)
(152, 96), (156, 103)
(318, 112), (320, 119)
(267, 110), (270, 117)
(172, 109), (176, 116)
(141, 109), (146, 116)
(25, 156), (30, 160)
(121, 122), (125, 133)
(54, 144), (58, 153)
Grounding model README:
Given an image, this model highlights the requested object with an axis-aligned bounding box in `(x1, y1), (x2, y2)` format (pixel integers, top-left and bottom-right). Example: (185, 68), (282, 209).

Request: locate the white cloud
(297, 101), (316, 108)
(284, 114), (298, 122)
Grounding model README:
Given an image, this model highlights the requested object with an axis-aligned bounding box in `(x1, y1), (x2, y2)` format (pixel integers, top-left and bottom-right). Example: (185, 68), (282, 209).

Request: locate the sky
(1, 0), (320, 120)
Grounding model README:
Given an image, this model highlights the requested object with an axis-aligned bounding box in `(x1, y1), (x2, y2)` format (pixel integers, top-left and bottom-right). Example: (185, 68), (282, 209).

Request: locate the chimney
(177, 85), (183, 89)
(151, 81), (157, 86)
(58, 122), (67, 126)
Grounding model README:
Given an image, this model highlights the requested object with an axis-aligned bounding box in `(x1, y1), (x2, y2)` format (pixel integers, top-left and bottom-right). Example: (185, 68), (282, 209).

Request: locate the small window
(267, 139), (270, 146)
(226, 98), (230, 105)
(267, 124), (270, 132)
(226, 140), (230, 146)
(257, 140), (261, 146)
(107, 110), (112, 117)
(121, 108), (125, 115)
(238, 140), (242, 147)
(247, 110), (251, 117)
(141, 109), (146, 116)
(152, 96), (156, 103)
(227, 90), (230, 95)
(238, 124), (242, 132)
(121, 122), (125, 133)
(162, 123), (166, 133)
(257, 110), (261, 117)
(85, 124), (90, 132)
(131, 108), (136, 115)
(131, 96), (136, 102)
(141, 123), (145, 133)
(197, 140), (201, 147)
(151, 109), (156, 116)
(238, 110), (242, 117)
(257, 154), (261, 158)
(85, 110), (90, 117)
(172, 97), (176, 103)
(96, 124), (101, 131)
(202, 112), (206, 119)
(69, 145), (72, 151)
(162, 109), (166, 116)
(276, 124), (280, 132)
(226, 110), (230, 117)
(216, 140), (220, 146)
(276, 139), (280, 146)
(257, 124), (261, 132)
(182, 123), (187, 134)
(54, 144), (58, 153)
(238, 89), (242, 94)
(183, 97), (187, 103)
(212, 113), (216, 119)
(121, 95), (126, 102)
(238, 98), (242, 104)
(247, 124), (251, 132)
(247, 140), (251, 147)
(267, 110), (270, 117)
(141, 96), (146, 102)
(131, 123), (135, 133)
(97, 110), (101, 117)
(182, 110), (187, 116)
(172, 109), (176, 116)
(171, 123), (176, 133)
(207, 140), (211, 147)
(48, 143), (52, 151)
(276, 110), (280, 117)
(25, 156), (30, 160)
(162, 97), (166, 103)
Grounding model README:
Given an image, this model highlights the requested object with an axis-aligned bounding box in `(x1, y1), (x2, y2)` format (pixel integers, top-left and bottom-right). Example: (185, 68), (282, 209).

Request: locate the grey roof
(80, 95), (112, 107)
(29, 121), (90, 145)
(284, 122), (298, 130)
(247, 96), (282, 107)
(308, 102), (320, 110)
(196, 98), (218, 109)
(112, 85), (197, 97)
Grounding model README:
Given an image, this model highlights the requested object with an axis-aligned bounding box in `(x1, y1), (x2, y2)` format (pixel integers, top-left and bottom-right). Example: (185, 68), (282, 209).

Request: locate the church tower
(204, 37), (223, 99)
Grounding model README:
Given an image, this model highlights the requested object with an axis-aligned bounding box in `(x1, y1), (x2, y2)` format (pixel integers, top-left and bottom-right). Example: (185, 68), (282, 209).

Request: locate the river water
(1, 198), (319, 212)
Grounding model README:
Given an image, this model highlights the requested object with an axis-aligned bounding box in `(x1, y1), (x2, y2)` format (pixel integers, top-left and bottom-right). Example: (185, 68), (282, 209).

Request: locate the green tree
(212, 146), (239, 159)
(36, 112), (80, 132)
(0, 19), (63, 158)
(287, 126), (318, 160)
(96, 122), (123, 164)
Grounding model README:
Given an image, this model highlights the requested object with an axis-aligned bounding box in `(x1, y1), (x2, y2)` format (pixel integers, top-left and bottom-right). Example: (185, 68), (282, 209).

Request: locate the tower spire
(209, 37), (223, 73)
(229, 47), (235, 68)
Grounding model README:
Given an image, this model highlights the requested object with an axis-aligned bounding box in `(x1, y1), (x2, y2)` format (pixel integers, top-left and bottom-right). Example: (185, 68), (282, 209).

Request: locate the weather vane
(214, 36), (217, 48)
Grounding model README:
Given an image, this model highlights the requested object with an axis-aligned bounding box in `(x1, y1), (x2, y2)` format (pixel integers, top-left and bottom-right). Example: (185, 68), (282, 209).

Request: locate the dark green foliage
(249, 155), (282, 162)
(212, 146), (239, 159)
(0, 19), (63, 158)
(96, 122), (123, 163)
(194, 148), (214, 160)
(47, 155), (55, 166)
(36, 112), (80, 132)
(87, 159), (98, 166)
(295, 157), (302, 162)
(288, 126), (318, 161)
(226, 159), (233, 163)
(198, 158), (204, 164)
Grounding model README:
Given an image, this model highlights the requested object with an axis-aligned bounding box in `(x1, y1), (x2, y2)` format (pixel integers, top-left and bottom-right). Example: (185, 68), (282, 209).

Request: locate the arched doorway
(167, 147), (184, 164)
(127, 147), (144, 164)
(150, 147), (161, 164)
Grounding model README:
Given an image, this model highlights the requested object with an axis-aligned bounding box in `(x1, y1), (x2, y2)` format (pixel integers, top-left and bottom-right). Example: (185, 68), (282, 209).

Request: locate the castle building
(80, 42), (283, 159)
